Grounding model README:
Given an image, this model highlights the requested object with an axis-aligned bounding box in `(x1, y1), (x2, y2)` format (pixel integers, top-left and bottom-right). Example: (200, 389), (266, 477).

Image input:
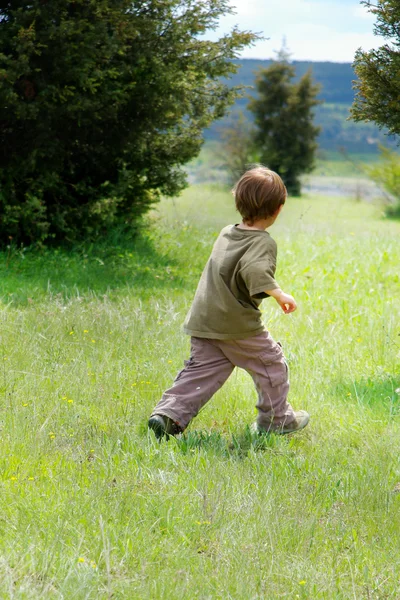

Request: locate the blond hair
(233, 166), (287, 225)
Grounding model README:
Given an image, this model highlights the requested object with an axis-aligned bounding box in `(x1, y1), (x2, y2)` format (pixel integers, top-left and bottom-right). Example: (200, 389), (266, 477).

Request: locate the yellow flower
(10, 476), (17, 481)
(22, 403), (28, 407)
(69, 331), (74, 335)
(84, 330), (89, 333)
(299, 581), (306, 585)
(67, 399), (74, 404)
(168, 360), (172, 363)
(78, 557), (85, 563)
(91, 340), (96, 343)
(28, 477), (34, 481)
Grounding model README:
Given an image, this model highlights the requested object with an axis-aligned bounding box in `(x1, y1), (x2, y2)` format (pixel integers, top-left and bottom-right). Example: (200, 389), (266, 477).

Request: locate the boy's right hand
(265, 288), (297, 313)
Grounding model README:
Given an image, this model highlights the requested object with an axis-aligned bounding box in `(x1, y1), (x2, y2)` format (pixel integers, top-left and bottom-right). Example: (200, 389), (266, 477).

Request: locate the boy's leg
(150, 337), (235, 432)
(217, 331), (296, 430)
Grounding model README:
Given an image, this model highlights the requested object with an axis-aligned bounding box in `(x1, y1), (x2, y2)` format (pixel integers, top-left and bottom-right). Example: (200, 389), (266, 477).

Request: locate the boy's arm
(265, 287), (297, 314)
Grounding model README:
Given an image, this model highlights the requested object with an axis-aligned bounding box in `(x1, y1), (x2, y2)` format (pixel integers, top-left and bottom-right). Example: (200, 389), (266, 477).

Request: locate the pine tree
(351, 0), (400, 137)
(248, 51), (321, 196)
(0, 0), (256, 244)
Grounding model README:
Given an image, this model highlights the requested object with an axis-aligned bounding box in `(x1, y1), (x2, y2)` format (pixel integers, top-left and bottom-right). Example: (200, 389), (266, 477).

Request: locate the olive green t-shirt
(183, 225), (279, 340)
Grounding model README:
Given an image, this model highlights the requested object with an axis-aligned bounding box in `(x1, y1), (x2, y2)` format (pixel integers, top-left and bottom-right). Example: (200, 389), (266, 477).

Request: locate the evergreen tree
(0, 0), (256, 244)
(248, 52), (321, 195)
(351, 0), (400, 137)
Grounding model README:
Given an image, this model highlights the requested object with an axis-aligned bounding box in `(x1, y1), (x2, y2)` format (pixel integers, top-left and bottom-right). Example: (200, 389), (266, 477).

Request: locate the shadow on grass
(169, 427), (296, 460)
(0, 228), (186, 306)
(333, 374), (400, 416)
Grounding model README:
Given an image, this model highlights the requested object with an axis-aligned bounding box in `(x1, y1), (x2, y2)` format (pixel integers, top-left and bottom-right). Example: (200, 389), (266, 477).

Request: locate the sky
(207, 0), (385, 63)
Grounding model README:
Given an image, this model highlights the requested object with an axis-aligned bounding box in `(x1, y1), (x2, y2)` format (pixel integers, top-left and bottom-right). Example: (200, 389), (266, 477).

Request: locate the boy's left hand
(276, 292), (297, 314)
(265, 288), (297, 313)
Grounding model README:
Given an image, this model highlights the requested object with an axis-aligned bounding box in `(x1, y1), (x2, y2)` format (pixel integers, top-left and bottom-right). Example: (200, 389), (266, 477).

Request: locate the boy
(148, 166), (309, 439)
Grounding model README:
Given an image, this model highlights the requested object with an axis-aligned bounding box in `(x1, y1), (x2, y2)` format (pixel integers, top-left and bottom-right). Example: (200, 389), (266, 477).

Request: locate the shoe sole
(254, 414), (310, 436)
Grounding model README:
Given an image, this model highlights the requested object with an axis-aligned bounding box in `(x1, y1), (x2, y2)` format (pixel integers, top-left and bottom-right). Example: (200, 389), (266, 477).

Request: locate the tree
(220, 112), (255, 185)
(351, 0), (400, 137)
(248, 51), (321, 195)
(0, 1), (256, 244)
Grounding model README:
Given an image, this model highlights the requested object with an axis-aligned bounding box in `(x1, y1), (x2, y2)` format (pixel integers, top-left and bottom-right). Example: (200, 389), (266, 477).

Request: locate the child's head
(233, 166), (287, 225)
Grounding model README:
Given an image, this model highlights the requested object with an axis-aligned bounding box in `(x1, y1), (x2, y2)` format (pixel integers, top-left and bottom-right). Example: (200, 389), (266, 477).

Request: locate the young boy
(148, 166), (309, 439)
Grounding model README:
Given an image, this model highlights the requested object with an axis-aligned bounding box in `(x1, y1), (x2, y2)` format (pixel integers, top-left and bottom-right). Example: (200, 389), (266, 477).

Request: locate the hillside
(207, 59), (397, 154)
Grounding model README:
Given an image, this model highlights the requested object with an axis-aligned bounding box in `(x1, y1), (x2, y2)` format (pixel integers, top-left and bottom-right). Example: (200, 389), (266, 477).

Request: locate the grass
(1, 183), (400, 598)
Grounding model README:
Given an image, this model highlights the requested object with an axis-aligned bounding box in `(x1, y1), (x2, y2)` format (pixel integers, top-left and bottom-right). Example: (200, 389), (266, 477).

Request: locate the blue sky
(207, 0), (385, 63)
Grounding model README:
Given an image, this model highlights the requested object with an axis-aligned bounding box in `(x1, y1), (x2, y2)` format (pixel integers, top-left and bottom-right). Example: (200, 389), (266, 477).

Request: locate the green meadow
(1, 183), (400, 598)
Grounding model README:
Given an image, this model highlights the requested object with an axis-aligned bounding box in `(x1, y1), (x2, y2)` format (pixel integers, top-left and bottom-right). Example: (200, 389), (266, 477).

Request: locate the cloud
(207, 0), (384, 62)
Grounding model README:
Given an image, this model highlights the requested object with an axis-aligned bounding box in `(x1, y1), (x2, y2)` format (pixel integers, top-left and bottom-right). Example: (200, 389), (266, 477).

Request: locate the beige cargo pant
(151, 330), (295, 432)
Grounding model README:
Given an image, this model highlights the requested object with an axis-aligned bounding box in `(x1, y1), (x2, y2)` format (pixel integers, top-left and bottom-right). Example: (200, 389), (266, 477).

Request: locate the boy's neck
(237, 216), (275, 231)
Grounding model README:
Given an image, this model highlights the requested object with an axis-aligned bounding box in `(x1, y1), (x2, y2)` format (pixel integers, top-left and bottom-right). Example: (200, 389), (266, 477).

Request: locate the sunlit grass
(0, 184), (399, 597)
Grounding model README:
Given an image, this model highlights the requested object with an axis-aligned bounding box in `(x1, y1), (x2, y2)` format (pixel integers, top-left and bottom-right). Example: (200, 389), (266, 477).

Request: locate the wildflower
(168, 360), (172, 363)
(10, 476), (17, 481)
(22, 403), (28, 407)
(299, 580), (306, 585)
(91, 340), (96, 343)
(395, 388), (400, 395)
(78, 557), (85, 563)
(28, 477), (34, 481)
(67, 399), (74, 404)
(84, 330), (89, 334)
(69, 331), (74, 335)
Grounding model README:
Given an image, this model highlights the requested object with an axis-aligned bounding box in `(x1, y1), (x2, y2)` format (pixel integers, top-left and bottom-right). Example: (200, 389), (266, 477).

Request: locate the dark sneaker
(253, 410), (310, 435)
(148, 414), (181, 440)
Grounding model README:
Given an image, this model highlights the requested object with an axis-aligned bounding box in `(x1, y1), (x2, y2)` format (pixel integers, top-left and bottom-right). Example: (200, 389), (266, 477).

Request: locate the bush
(367, 146), (400, 217)
(0, 0), (256, 244)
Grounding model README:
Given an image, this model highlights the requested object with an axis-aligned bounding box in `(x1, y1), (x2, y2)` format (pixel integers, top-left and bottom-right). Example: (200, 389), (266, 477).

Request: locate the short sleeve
(240, 238), (279, 297)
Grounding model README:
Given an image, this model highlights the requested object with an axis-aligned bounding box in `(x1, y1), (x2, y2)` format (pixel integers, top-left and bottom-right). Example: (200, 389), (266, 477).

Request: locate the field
(1, 183), (400, 598)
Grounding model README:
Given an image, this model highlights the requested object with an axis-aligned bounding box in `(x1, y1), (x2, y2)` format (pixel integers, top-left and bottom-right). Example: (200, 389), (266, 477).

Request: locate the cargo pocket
(174, 357), (194, 383)
(259, 345), (288, 387)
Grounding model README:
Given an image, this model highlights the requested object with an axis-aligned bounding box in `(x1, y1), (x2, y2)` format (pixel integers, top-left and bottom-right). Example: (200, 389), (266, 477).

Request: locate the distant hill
(206, 59), (397, 154)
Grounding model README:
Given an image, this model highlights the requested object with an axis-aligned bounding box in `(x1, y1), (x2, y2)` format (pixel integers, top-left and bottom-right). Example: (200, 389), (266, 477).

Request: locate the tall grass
(0, 184), (399, 598)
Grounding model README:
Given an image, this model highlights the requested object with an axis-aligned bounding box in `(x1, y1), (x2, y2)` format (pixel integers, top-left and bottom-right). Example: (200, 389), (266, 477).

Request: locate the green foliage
(352, 0), (400, 139)
(220, 111), (256, 185)
(248, 57), (321, 195)
(0, 0), (256, 244)
(367, 145), (400, 216)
